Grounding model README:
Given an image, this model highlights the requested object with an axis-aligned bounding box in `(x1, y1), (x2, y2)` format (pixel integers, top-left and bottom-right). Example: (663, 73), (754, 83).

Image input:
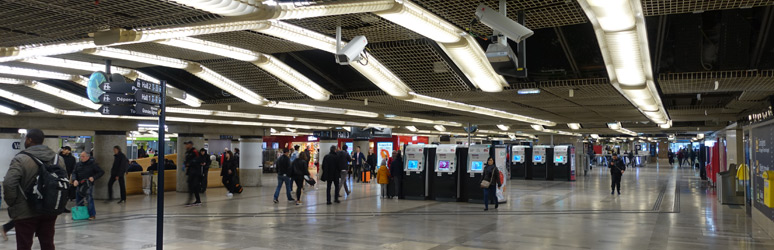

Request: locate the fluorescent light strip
(376, 0), (460, 43)
(0, 65), (78, 81)
(17, 57), (203, 107)
(157, 37), (261, 62)
(27, 81), (101, 110)
(606, 122), (637, 136)
(166, 107), (394, 128)
(437, 35), (507, 92)
(168, 0), (394, 19)
(578, 0), (669, 125)
(496, 124), (510, 131)
(406, 93), (556, 126)
(0, 40), (96, 63)
(0, 104), (18, 115)
(385, 116), (462, 127)
(0, 88), (60, 113)
(253, 21), (411, 98)
(96, 21), (270, 45)
(567, 123), (581, 130)
(188, 64), (268, 105)
(266, 101), (379, 118)
(83, 47), (190, 69)
(0, 77), (25, 85)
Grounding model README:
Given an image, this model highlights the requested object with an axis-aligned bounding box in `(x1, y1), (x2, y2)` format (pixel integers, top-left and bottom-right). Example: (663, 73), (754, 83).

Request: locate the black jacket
(127, 162), (143, 172)
(220, 159), (237, 177)
(390, 156), (404, 178)
(336, 150), (352, 172)
(148, 163), (159, 171)
(366, 154), (377, 171)
(111, 152), (129, 177)
(60, 152), (76, 176)
(609, 158), (626, 175)
(185, 148), (203, 176)
(276, 154), (291, 176)
(481, 164), (501, 188)
(321, 153), (339, 181)
(352, 152), (365, 166)
(73, 158), (105, 182)
(291, 158), (309, 178)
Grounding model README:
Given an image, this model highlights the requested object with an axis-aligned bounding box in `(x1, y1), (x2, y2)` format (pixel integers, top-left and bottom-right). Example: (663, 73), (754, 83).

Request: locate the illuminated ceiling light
(531, 124), (544, 131)
(157, 37), (262, 62)
(376, 0), (461, 43)
(26, 81), (101, 110)
(659, 120), (672, 129)
(270, 128), (278, 133)
(255, 21), (337, 52)
(697, 133), (705, 139)
(517, 88), (541, 95)
(437, 35), (506, 92)
(186, 64), (268, 105)
(83, 47), (190, 69)
(267, 101), (379, 118)
(0, 65), (79, 81)
(406, 93), (555, 126)
(286, 128), (297, 133)
(434, 125), (446, 132)
(0, 40), (96, 62)
(94, 21), (270, 45)
(590, 134), (600, 139)
(0, 88), (60, 113)
(385, 116), (461, 127)
(405, 125), (418, 132)
(578, 0), (668, 125)
(0, 77), (25, 85)
(607, 122), (622, 130)
(0, 104), (18, 115)
(496, 124), (510, 131)
(253, 56), (331, 101)
(567, 123), (582, 130)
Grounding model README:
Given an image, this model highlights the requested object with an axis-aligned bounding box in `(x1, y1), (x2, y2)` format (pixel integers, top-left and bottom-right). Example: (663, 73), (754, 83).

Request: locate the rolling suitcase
(386, 179), (395, 198)
(361, 171), (371, 183)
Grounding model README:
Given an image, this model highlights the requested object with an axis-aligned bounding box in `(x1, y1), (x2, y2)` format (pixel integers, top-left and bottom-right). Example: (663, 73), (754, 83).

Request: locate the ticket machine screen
(555, 156), (564, 162)
(438, 160), (450, 170)
(407, 160), (419, 170)
(470, 161), (483, 171)
(513, 155), (522, 162)
(534, 155), (542, 161)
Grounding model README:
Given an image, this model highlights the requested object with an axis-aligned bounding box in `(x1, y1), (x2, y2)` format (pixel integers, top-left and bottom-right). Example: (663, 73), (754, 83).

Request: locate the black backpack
(20, 152), (71, 215)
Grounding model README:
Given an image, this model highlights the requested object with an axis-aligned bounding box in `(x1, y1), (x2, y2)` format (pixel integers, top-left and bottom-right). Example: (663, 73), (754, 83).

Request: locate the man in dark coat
(389, 150), (404, 199)
(273, 148), (294, 203)
(108, 146), (129, 204)
(183, 141), (204, 206)
(59, 146), (76, 204)
(609, 153), (626, 195)
(336, 145), (353, 196)
(322, 146), (341, 204)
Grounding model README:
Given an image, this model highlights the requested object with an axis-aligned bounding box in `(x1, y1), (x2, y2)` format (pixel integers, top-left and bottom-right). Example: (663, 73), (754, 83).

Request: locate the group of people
(272, 145), (313, 205)
(670, 148), (697, 168)
(182, 141), (242, 206)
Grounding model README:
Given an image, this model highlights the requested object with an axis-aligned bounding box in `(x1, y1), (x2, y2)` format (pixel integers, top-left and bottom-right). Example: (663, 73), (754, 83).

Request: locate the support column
(319, 140), (337, 162)
(353, 139), (369, 155)
(43, 135), (61, 153)
(239, 136), (263, 187)
(92, 131), (127, 200)
(176, 133), (204, 192)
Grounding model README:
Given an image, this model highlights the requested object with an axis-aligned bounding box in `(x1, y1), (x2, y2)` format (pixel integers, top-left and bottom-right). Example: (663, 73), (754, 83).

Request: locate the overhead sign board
(99, 103), (159, 116)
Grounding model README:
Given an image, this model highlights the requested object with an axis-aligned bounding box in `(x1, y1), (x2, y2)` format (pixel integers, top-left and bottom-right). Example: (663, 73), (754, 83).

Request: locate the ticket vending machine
(531, 146), (552, 180)
(511, 145), (531, 179)
(432, 145), (464, 201)
(551, 145), (575, 181)
(461, 144), (490, 203)
(402, 144), (436, 200)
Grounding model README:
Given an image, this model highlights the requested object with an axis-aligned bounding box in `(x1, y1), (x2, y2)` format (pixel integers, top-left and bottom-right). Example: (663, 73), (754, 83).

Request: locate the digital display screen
(438, 160), (450, 170)
(377, 142), (393, 167)
(470, 161), (483, 171)
(534, 155), (542, 161)
(555, 156), (564, 162)
(513, 155), (522, 162)
(407, 160), (419, 170)
(345, 142), (353, 155)
(272, 142), (279, 149)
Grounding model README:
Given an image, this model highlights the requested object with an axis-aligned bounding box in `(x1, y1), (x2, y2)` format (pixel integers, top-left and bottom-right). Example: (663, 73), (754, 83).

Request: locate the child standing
(376, 160), (391, 198)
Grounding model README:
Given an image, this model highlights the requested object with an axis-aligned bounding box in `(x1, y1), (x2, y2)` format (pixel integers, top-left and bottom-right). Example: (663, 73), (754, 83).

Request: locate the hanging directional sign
(99, 81), (136, 94)
(135, 90), (161, 105)
(99, 103), (159, 116)
(134, 103), (160, 116)
(134, 78), (161, 94)
(98, 93), (136, 105)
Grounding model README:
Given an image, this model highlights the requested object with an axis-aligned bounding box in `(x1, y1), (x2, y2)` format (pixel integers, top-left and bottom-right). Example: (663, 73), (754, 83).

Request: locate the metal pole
(105, 60), (112, 77)
(156, 80), (166, 250)
(467, 123), (471, 146)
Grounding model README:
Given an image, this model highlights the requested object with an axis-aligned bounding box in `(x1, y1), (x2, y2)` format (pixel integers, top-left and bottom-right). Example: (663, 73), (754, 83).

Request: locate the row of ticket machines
(401, 144), (574, 202)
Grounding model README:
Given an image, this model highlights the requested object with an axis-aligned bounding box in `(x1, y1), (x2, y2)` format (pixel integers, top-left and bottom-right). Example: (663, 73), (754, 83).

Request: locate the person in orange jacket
(376, 160), (391, 199)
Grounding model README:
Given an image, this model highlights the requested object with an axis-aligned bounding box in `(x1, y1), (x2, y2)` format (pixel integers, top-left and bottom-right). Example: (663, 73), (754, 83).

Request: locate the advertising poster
(0, 138), (23, 178)
(377, 142), (393, 167)
(494, 147), (508, 202)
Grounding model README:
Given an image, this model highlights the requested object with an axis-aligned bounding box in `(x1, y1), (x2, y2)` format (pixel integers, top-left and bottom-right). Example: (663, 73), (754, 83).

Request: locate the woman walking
(291, 152), (311, 205)
(481, 157), (501, 211)
(220, 151), (237, 196)
(376, 160), (391, 198)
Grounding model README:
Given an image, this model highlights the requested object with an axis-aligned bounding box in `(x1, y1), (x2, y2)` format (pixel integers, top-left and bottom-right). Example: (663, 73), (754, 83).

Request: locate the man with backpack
(3, 129), (67, 250)
(609, 153), (626, 195)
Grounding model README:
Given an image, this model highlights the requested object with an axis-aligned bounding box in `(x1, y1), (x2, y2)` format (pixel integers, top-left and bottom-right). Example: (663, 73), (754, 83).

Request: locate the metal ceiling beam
(553, 27), (580, 78)
(750, 6), (773, 69)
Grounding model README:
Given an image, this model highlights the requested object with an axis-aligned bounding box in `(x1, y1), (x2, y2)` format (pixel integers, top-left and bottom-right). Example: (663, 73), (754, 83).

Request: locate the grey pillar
(239, 136), (263, 187)
(92, 131), (127, 200)
(353, 139), (369, 156)
(176, 134), (204, 192)
(43, 135), (61, 153)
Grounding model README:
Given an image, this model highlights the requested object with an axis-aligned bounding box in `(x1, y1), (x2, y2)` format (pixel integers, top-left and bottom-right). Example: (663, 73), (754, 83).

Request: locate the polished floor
(1, 160), (773, 250)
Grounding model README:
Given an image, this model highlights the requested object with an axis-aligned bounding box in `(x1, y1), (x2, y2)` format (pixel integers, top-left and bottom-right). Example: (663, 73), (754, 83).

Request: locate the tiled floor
(1, 160), (773, 249)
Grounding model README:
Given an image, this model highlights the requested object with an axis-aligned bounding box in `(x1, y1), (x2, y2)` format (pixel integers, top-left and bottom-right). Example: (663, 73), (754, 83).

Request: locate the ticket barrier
(402, 144), (436, 200)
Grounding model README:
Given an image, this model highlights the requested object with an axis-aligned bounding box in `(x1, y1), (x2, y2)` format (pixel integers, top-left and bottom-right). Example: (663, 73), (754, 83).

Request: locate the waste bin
(142, 172), (152, 195)
(718, 168), (743, 205)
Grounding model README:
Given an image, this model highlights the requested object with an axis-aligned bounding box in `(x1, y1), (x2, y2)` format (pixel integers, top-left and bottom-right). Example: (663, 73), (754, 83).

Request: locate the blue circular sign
(87, 71), (107, 103)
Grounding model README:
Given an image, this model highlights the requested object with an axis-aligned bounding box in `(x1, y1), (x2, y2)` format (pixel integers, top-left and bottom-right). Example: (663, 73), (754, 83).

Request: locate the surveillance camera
(474, 3), (534, 43)
(335, 35), (368, 65)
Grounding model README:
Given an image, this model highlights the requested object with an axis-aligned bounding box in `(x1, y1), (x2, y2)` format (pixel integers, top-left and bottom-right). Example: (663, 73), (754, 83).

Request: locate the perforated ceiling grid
(367, 39), (471, 93)
(0, 0), (219, 46)
(198, 59), (307, 101)
(659, 70), (774, 94)
(0, 84), (85, 111)
(642, 0), (773, 15)
(284, 13), (424, 43)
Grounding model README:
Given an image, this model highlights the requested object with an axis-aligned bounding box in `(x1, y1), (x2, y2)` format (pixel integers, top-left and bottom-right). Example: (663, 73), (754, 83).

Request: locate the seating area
(125, 154), (226, 195)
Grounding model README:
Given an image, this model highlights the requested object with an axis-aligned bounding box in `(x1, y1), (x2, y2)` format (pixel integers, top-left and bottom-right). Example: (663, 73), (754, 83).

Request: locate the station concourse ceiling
(0, 0), (773, 138)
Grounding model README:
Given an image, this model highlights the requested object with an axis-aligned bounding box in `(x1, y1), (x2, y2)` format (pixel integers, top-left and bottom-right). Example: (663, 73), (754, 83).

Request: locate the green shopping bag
(71, 206), (89, 220)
